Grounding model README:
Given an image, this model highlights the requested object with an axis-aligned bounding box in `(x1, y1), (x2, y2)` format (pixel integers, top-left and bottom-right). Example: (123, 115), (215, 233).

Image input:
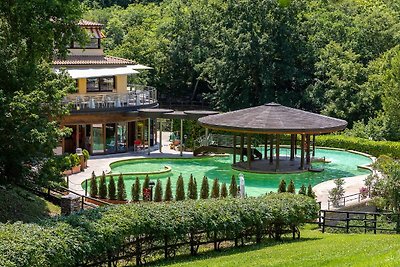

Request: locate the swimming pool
(104, 148), (371, 199)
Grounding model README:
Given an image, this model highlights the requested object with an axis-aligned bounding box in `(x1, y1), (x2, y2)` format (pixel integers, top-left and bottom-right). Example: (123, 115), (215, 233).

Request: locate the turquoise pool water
(105, 148), (371, 199)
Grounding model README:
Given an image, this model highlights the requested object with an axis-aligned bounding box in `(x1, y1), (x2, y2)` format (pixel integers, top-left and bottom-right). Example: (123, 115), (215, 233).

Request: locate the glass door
(92, 124), (104, 154)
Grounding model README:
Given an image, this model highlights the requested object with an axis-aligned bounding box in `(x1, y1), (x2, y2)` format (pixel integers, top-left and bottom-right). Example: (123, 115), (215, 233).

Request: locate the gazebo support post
(264, 135), (268, 160)
(205, 128), (209, 146)
(148, 118), (151, 155)
(233, 135), (237, 164)
(300, 134), (305, 169)
(269, 135), (273, 164)
(275, 134), (280, 171)
(290, 134), (295, 161)
(247, 134), (252, 169)
(180, 119), (183, 157)
(240, 134), (244, 162)
(312, 134), (316, 157)
(306, 134), (311, 165)
(294, 135), (297, 156)
(159, 119), (163, 153)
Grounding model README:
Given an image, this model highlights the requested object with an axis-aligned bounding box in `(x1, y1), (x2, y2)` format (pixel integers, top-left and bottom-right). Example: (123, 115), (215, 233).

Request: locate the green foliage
(175, 175), (185, 201)
(61, 155), (72, 171)
(298, 184), (307, 195)
(89, 171), (98, 198)
(200, 176), (209, 199)
(221, 183), (227, 198)
(287, 180), (295, 194)
(229, 175), (238, 197)
(187, 174), (197, 200)
(328, 178), (345, 207)
(108, 176), (116, 200)
(154, 179), (162, 202)
(98, 172), (107, 199)
(278, 179), (287, 193)
(164, 177), (173, 201)
(211, 178), (220, 198)
(117, 174), (126, 201)
(0, 194), (318, 266)
(142, 175), (150, 199)
(131, 177), (141, 201)
(69, 154), (80, 167)
(317, 135), (400, 158)
(82, 149), (90, 161)
(307, 184), (316, 199)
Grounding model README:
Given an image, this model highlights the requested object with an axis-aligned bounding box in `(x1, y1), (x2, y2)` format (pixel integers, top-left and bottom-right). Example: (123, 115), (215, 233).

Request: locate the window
(86, 77), (115, 92)
(71, 38), (100, 49)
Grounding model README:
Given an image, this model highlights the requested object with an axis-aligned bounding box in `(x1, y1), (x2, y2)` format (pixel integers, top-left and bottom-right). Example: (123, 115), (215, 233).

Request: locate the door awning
(54, 66), (140, 79)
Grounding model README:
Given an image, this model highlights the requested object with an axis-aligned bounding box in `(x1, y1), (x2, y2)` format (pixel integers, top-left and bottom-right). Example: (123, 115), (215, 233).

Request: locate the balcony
(64, 85), (157, 112)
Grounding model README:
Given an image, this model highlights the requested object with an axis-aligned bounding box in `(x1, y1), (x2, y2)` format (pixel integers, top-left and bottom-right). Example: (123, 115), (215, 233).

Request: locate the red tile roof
(53, 55), (136, 66)
(78, 19), (103, 27)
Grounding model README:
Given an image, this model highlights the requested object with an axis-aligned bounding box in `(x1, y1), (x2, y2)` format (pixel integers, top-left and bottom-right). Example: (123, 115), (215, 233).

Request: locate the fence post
(81, 196), (84, 210)
(85, 179), (88, 197)
(322, 210), (326, 233)
(346, 212), (350, 233)
(374, 214), (377, 234)
(364, 213), (367, 234)
(397, 214), (400, 234)
(358, 194), (360, 203)
(343, 197), (346, 207)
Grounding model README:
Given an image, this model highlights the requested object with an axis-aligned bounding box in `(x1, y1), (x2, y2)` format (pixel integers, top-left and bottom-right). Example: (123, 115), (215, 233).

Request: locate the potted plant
(62, 155), (73, 175)
(82, 149), (90, 168)
(70, 153), (81, 174)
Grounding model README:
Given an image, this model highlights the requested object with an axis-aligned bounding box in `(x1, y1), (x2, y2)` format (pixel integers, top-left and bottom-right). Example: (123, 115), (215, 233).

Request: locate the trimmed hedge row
(317, 135), (400, 158)
(0, 194), (318, 266)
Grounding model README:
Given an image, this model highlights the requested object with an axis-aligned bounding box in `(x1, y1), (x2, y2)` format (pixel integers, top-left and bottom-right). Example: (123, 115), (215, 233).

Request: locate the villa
(53, 20), (158, 155)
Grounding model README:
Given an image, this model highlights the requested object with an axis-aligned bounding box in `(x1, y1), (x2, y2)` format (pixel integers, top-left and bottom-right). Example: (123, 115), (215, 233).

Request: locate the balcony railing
(64, 84), (157, 111)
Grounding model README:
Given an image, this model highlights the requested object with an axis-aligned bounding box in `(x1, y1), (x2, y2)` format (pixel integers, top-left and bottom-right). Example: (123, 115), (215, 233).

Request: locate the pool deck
(67, 132), (373, 208)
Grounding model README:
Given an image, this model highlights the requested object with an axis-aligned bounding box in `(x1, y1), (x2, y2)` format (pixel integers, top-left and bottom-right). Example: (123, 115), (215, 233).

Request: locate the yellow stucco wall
(77, 78), (87, 94)
(115, 75), (128, 93)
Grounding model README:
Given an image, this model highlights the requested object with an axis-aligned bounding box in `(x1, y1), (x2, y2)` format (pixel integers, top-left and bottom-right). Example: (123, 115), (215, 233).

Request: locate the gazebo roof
(198, 103), (347, 134)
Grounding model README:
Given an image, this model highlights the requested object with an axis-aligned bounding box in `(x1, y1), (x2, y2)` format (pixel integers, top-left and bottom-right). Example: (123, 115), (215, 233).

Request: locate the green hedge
(317, 135), (400, 158)
(0, 194), (318, 267)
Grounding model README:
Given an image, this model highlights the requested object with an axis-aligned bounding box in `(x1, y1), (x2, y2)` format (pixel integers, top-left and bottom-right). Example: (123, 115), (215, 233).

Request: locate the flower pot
(72, 165), (81, 174)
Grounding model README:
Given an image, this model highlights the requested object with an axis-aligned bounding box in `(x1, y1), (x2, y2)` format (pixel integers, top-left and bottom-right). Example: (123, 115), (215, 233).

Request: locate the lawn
(153, 227), (400, 267)
(0, 185), (60, 223)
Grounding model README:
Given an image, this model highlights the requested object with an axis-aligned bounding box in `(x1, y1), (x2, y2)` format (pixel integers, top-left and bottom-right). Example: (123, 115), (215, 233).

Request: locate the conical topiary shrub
(211, 178), (220, 198)
(98, 171), (107, 199)
(108, 176), (116, 200)
(200, 176), (209, 199)
(298, 184), (307, 195)
(154, 179), (162, 202)
(193, 177), (198, 200)
(307, 184), (316, 198)
(187, 174), (197, 200)
(175, 174), (185, 201)
(221, 182), (228, 198)
(89, 171), (98, 198)
(142, 175), (150, 200)
(287, 179), (295, 194)
(229, 175), (237, 197)
(278, 179), (286, 193)
(117, 174), (127, 201)
(164, 177), (173, 201)
(131, 177), (141, 201)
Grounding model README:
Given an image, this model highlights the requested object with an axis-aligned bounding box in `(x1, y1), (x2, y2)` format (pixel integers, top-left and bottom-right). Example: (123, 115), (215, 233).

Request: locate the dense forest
(83, 0), (400, 141)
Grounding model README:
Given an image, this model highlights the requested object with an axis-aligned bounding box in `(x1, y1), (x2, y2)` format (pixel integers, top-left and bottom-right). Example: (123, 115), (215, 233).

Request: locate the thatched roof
(198, 103), (347, 134)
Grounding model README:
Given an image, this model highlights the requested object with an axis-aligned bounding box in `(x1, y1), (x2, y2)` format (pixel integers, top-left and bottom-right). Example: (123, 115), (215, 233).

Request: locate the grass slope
(155, 228), (400, 267)
(0, 185), (60, 223)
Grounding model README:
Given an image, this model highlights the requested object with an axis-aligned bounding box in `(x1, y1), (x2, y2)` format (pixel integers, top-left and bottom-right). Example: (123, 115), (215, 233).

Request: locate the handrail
(327, 192), (367, 210)
(58, 185), (111, 206)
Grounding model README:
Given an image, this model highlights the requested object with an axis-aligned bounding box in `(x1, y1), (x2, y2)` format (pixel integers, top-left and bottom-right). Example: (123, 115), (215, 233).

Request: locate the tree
(211, 178), (220, 198)
(175, 175), (185, 201)
(220, 183), (228, 198)
(229, 175), (238, 197)
(142, 175), (150, 200)
(287, 180), (295, 194)
(193, 177), (198, 200)
(298, 184), (307, 195)
(307, 184), (316, 199)
(164, 177), (173, 201)
(98, 172), (107, 199)
(278, 179), (286, 193)
(117, 174), (127, 201)
(187, 174), (197, 200)
(200, 176), (209, 199)
(328, 178), (345, 207)
(89, 171), (98, 198)
(131, 177), (141, 201)
(154, 179), (162, 202)
(108, 176), (116, 200)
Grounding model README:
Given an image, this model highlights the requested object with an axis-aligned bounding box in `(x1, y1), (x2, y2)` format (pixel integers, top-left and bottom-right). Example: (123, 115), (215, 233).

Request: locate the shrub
(89, 171), (98, 198)
(61, 155), (72, 171)
(211, 178), (220, 198)
(298, 184), (307, 195)
(0, 194), (319, 267)
(82, 149), (90, 161)
(200, 176), (209, 199)
(108, 176), (116, 200)
(278, 179), (286, 193)
(98, 172), (107, 199)
(117, 174), (127, 201)
(307, 184), (316, 198)
(187, 174), (197, 200)
(176, 175), (185, 201)
(131, 177), (140, 202)
(154, 179), (162, 202)
(287, 180), (295, 194)
(328, 178), (345, 207)
(229, 175), (237, 197)
(221, 183), (227, 198)
(142, 175), (150, 200)
(164, 177), (173, 201)
(193, 177), (198, 200)
(69, 153), (80, 167)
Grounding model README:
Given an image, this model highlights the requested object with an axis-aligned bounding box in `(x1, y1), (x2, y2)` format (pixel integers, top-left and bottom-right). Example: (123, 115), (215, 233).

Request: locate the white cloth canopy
(131, 64), (153, 70)
(54, 66), (140, 79)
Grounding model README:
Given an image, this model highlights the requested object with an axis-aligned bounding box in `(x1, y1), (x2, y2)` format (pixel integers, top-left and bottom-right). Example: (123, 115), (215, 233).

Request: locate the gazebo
(197, 103), (347, 173)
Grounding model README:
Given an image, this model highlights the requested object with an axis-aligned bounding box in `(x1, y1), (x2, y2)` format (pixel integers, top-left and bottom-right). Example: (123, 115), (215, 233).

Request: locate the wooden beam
(233, 135), (237, 164)
(269, 135), (273, 163)
(247, 134), (251, 169)
(264, 135), (268, 160)
(290, 134), (295, 161)
(240, 134), (244, 162)
(180, 119), (183, 157)
(276, 134), (280, 171)
(76, 125), (80, 150)
(312, 134), (316, 157)
(300, 134), (305, 169)
(159, 120), (163, 153)
(306, 134), (311, 164)
(148, 118), (151, 155)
